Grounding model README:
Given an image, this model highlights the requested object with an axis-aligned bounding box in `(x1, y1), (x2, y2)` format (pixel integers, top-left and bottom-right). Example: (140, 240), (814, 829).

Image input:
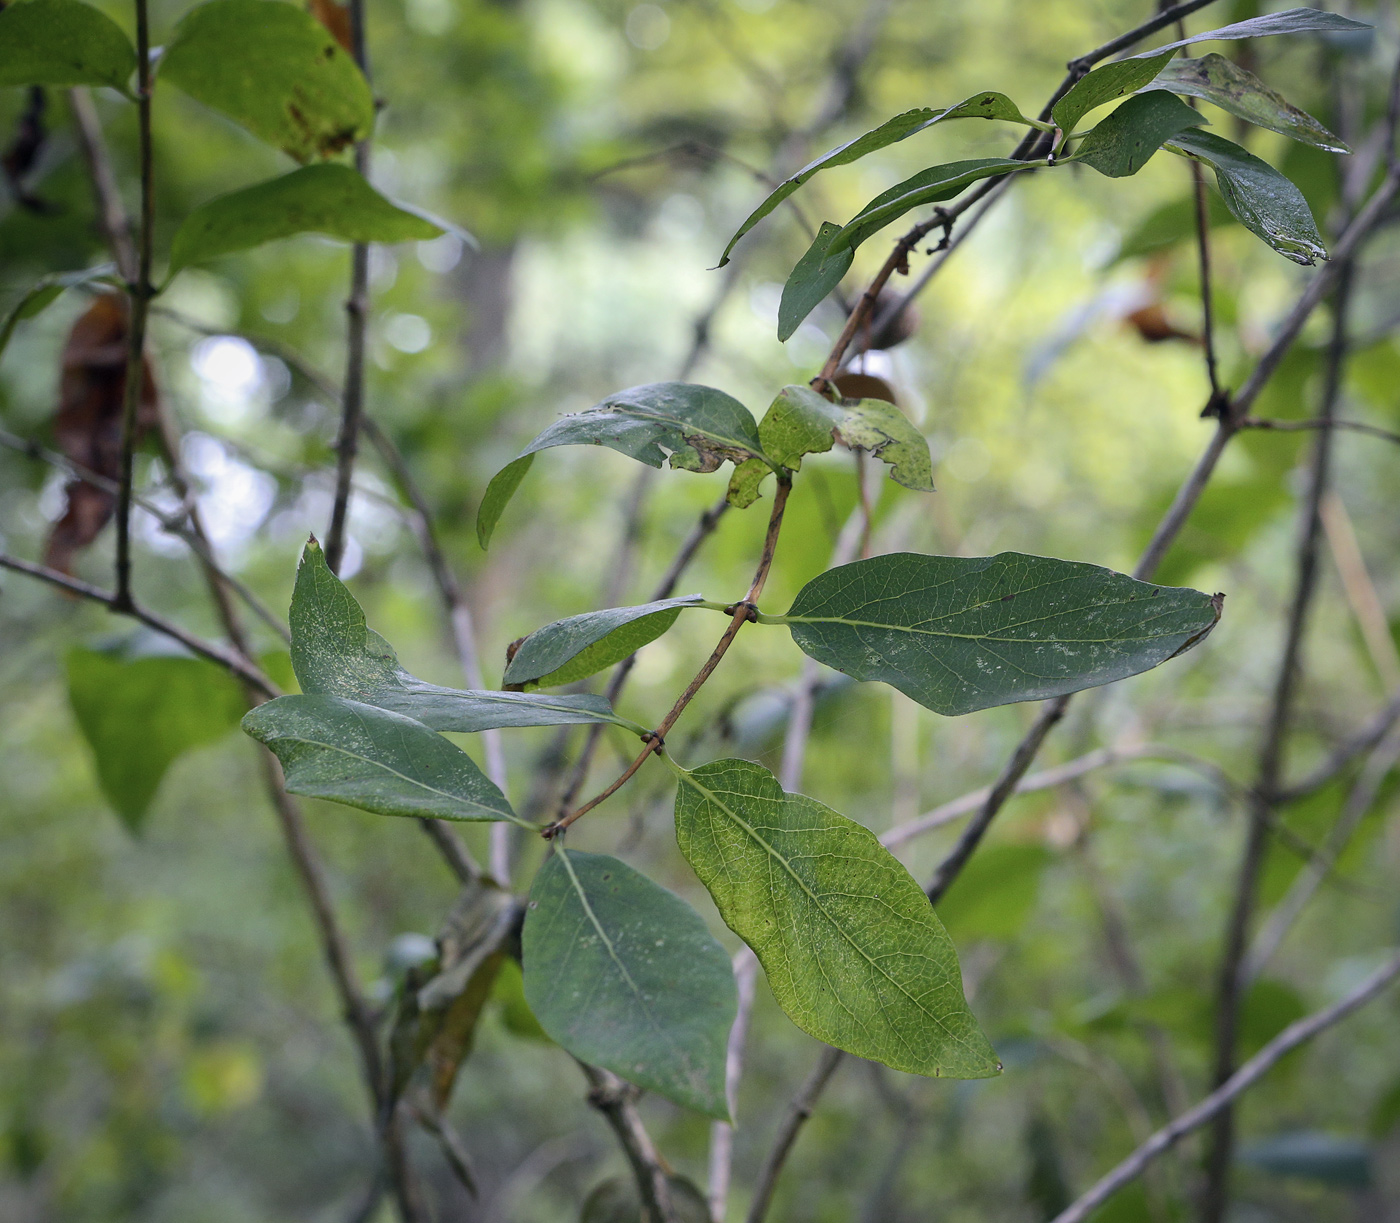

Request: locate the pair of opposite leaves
(245, 535), (1218, 1113)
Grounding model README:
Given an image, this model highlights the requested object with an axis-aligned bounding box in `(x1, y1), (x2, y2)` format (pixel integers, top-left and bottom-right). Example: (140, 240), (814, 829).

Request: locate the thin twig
(1320, 491), (1400, 688)
(742, 1046), (844, 1223)
(1273, 686), (1400, 803)
(324, 0), (374, 575)
(1238, 415), (1400, 448)
(112, 0), (154, 610)
(68, 88), (136, 281)
(1199, 248), (1356, 1223)
(580, 1063), (677, 1223)
(1049, 949), (1400, 1223)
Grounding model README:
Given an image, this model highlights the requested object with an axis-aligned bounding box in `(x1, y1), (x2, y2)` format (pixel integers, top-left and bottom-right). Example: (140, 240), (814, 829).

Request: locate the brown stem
(112, 0), (154, 610)
(1199, 256), (1355, 1223)
(580, 1063), (678, 1223)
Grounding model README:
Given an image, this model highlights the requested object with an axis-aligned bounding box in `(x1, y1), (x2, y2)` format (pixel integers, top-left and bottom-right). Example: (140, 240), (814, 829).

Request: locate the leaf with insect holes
(774, 551), (1221, 716)
(1166, 128), (1326, 265)
(477, 383), (768, 547)
(68, 639), (246, 831)
(287, 539), (635, 733)
(503, 595), (715, 689)
(169, 165), (444, 277)
(718, 91), (1044, 265)
(0, 0), (137, 92)
(674, 757), (1000, 1078)
(243, 694), (522, 823)
(1148, 54), (1349, 153)
(522, 850), (736, 1118)
(1070, 91), (1206, 179)
(158, 0), (374, 163)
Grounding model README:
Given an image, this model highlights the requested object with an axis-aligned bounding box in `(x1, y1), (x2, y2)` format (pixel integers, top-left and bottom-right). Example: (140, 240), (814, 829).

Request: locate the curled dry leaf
(44, 294), (158, 575)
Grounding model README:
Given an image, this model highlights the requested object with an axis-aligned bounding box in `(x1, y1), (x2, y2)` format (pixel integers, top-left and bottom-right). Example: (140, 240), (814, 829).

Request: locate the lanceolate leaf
(777, 221), (852, 343)
(1052, 52), (1175, 135)
(774, 551), (1221, 716)
(0, 0), (137, 92)
(674, 758), (1000, 1079)
(718, 92), (1044, 265)
(289, 539), (634, 732)
(159, 0), (375, 163)
(827, 158), (1028, 260)
(476, 383), (768, 547)
(243, 694), (522, 822)
(522, 850), (736, 1118)
(1070, 91), (1206, 179)
(1148, 54), (1349, 153)
(1167, 128), (1326, 265)
(504, 595), (715, 689)
(67, 639), (246, 831)
(169, 165), (443, 277)
(1128, 8), (1371, 60)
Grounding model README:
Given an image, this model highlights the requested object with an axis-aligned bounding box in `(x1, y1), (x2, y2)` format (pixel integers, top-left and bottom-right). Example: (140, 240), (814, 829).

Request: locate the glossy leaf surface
(288, 539), (631, 732)
(504, 595), (711, 689)
(522, 850), (735, 1117)
(1167, 128), (1326, 264)
(718, 92), (1041, 265)
(0, 0), (136, 91)
(477, 383), (765, 546)
(1071, 90), (1205, 178)
(159, 0), (375, 163)
(675, 758), (999, 1078)
(67, 640), (246, 830)
(1149, 54), (1349, 153)
(169, 165), (443, 276)
(1052, 52), (1174, 134)
(243, 694), (519, 822)
(778, 551), (1220, 716)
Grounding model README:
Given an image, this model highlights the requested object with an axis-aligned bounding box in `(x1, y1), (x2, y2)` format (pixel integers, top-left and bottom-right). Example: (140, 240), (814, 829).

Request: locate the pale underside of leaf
(674, 758), (1000, 1079)
(288, 539), (634, 732)
(778, 551), (1221, 716)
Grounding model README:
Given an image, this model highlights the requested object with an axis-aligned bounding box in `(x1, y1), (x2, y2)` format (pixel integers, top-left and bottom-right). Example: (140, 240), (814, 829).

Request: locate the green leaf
(522, 849), (736, 1118)
(1166, 128), (1326, 265)
(504, 595), (714, 689)
(934, 844), (1052, 940)
(1149, 54), (1348, 153)
(775, 552), (1221, 717)
(777, 221), (852, 343)
(0, 0), (137, 92)
(67, 639), (246, 831)
(158, 0), (374, 163)
(490, 958), (552, 1043)
(837, 398), (934, 491)
(1113, 190), (1234, 263)
(1128, 8), (1371, 60)
(476, 383), (766, 547)
(288, 539), (634, 732)
(580, 1176), (711, 1223)
(1052, 52), (1175, 135)
(242, 694), (521, 822)
(169, 164), (443, 278)
(0, 265), (118, 362)
(827, 158), (1028, 260)
(756, 384), (846, 468)
(718, 92), (1043, 265)
(674, 758), (999, 1079)
(1069, 91), (1206, 178)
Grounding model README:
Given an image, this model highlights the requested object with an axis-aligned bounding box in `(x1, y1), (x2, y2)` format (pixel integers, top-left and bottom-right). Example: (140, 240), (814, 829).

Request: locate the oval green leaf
(1052, 52), (1175, 135)
(475, 383), (765, 548)
(1149, 54), (1348, 153)
(504, 595), (713, 689)
(158, 0), (375, 163)
(242, 693), (521, 822)
(288, 538), (634, 733)
(674, 757), (1000, 1079)
(1069, 90), (1206, 179)
(169, 164), (443, 277)
(522, 849), (736, 1118)
(776, 551), (1221, 716)
(1166, 128), (1326, 265)
(0, 0), (137, 92)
